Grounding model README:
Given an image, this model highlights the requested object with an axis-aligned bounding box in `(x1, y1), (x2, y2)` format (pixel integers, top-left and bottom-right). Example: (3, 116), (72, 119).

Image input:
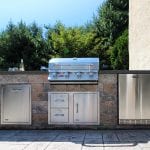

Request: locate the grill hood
(48, 58), (99, 81)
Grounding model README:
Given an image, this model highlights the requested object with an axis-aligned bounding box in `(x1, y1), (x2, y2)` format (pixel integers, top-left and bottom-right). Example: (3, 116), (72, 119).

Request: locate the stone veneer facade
(0, 71), (149, 129)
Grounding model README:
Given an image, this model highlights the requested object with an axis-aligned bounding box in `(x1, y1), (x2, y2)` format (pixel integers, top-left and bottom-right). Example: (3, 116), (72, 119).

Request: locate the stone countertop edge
(1, 70), (150, 75)
(0, 71), (48, 75)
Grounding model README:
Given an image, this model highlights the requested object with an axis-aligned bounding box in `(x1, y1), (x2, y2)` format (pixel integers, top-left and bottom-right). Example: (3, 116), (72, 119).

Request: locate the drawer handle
(11, 89), (23, 92)
(55, 99), (65, 102)
(76, 103), (78, 113)
(54, 114), (64, 116)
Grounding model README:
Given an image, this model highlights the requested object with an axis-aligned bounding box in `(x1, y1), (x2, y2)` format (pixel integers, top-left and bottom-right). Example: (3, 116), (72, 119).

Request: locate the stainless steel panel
(51, 93), (68, 108)
(119, 74), (137, 119)
(139, 74), (150, 119)
(1, 84), (31, 124)
(51, 64), (97, 70)
(51, 108), (68, 123)
(73, 92), (98, 123)
(119, 74), (150, 123)
(48, 72), (99, 81)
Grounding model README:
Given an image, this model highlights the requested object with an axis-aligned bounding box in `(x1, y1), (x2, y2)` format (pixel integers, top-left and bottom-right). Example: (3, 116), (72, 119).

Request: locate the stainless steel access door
(73, 92), (99, 124)
(119, 74), (150, 121)
(1, 84), (31, 124)
(139, 74), (150, 119)
(119, 74), (137, 119)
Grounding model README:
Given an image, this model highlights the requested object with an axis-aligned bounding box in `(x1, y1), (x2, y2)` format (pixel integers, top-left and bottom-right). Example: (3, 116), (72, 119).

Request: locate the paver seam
(22, 143), (32, 150)
(43, 132), (67, 150)
(81, 130), (88, 150)
(114, 131), (121, 142)
(81, 130), (86, 150)
(101, 131), (105, 149)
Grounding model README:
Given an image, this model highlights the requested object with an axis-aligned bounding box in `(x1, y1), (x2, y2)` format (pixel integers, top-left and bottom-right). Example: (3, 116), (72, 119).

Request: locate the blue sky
(0, 0), (104, 30)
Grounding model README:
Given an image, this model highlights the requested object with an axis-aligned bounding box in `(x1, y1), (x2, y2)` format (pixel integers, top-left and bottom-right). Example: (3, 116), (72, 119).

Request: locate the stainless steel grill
(48, 58), (99, 81)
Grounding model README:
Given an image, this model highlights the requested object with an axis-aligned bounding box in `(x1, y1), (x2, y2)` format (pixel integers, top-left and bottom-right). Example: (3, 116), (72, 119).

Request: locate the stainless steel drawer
(51, 108), (68, 123)
(50, 93), (68, 108)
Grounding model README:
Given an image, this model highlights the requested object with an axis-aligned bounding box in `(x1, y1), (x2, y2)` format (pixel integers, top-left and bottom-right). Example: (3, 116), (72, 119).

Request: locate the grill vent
(119, 119), (150, 125)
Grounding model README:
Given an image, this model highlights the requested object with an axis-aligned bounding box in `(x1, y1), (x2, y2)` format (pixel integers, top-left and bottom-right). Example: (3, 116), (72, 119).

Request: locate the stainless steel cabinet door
(73, 92), (98, 124)
(119, 74), (150, 121)
(139, 74), (150, 119)
(1, 84), (31, 124)
(119, 74), (137, 119)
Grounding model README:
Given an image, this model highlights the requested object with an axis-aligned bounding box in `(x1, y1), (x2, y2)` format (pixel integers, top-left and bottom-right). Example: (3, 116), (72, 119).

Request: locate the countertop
(1, 70), (150, 75)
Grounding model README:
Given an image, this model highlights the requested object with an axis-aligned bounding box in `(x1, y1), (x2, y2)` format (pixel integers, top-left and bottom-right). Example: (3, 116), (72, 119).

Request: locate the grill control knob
(64, 72), (69, 78)
(52, 72), (57, 78)
(76, 72), (81, 78)
(89, 72), (94, 77)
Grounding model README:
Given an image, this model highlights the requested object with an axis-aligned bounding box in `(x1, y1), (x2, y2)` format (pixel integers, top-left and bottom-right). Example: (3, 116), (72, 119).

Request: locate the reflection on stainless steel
(119, 74), (150, 124)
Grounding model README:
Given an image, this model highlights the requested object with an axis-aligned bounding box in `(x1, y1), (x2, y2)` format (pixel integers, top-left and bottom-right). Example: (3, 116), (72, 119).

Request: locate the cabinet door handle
(132, 75), (138, 78)
(76, 103), (78, 113)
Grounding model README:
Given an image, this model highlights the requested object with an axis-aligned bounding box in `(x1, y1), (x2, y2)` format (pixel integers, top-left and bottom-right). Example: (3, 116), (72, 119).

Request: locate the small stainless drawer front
(51, 94), (68, 108)
(51, 108), (68, 123)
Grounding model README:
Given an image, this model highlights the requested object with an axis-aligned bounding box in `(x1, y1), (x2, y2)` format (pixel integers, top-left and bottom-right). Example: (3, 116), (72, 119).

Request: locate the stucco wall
(129, 0), (150, 70)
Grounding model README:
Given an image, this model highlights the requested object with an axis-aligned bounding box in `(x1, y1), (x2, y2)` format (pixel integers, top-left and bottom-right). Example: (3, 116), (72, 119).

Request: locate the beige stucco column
(129, 0), (150, 70)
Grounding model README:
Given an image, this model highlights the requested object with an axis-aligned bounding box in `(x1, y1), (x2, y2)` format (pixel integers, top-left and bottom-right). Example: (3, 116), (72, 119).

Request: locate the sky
(0, 0), (104, 30)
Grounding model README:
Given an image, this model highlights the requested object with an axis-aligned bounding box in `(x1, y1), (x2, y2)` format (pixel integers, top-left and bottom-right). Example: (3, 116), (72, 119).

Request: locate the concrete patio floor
(0, 130), (150, 150)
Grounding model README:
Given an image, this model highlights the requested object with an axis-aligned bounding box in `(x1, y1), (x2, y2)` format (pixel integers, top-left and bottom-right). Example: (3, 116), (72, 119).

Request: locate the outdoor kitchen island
(0, 70), (150, 129)
(48, 58), (100, 125)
